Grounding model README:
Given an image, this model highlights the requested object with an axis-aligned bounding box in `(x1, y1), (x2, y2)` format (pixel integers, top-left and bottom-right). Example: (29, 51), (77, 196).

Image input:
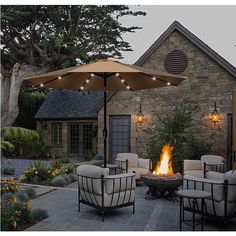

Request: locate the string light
(91, 73), (95, 77)
(40, 83), (44, 87)
(126, 85), (130, 90)
(152, 77), (156, 81)
(86, 79), (90, 83)
(167, 82), (171, 86)
(121, 79), (125, 83)
(80, 86), (84, 90)
(116, 73), (120, 77)
(58, 76), (62, 80)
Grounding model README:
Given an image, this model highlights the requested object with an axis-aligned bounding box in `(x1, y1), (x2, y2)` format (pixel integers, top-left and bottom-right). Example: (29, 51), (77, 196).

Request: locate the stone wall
(37, 119), (97, 158)
(97, 31), (236, 161)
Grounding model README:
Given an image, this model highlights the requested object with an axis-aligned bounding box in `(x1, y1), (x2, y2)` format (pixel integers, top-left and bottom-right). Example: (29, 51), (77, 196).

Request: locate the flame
(153, 144), (174, 175)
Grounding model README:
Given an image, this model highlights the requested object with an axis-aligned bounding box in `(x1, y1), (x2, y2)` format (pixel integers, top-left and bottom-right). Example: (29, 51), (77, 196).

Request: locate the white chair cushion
(128, 167), (150, 179)
(184, 160), (201, 171)
(76, 165), (109, 178)
(184, 170), (204, 178)
(138, 158), (150, 169)
(207, 171), (224, 180)
(76, 165), (109, 195)
(117, 153), (138, 167)
(105, 173), (135, 194)
(224, 170), (236, 203)
(80, 190), (135, 207)
(200, 155), (224, 170)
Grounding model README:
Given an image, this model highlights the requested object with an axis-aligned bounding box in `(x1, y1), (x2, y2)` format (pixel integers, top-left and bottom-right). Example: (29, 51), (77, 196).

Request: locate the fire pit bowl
(141, 172), (183, 198)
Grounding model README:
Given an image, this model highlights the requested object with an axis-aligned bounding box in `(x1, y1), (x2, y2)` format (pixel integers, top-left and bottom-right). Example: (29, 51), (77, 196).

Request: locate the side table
(178, 189), (211, 231)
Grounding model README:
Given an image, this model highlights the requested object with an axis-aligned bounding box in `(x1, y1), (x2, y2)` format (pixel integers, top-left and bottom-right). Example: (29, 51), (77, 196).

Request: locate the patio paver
(26, 182), (236, 231)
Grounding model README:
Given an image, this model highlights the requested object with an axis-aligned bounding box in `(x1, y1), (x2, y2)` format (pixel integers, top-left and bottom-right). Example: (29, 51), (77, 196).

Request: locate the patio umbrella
(25, 60), (186, 167)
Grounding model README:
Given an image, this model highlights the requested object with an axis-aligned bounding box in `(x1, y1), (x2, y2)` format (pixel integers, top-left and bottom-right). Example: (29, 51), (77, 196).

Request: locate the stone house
(36, 89), (103, 158)
(36, 21), (236, 166)
(96, 21), (236, 165)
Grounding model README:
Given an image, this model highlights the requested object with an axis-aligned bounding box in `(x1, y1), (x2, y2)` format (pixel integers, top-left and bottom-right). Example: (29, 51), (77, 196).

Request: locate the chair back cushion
(116, 153), (138, 167)
(138, 158), (150, 169)
(76, 165), (109, 195)
(105, 173), (135, 194)
(200, 155), (224, 170)
(224, 170), (236, 202)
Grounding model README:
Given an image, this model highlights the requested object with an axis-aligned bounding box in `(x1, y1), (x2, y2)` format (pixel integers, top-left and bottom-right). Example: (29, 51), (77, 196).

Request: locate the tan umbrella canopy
(25, 59), (186, 167)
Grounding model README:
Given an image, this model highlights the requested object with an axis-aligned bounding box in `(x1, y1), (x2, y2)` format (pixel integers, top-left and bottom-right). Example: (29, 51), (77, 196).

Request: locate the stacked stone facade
(97, 31), (236, 161)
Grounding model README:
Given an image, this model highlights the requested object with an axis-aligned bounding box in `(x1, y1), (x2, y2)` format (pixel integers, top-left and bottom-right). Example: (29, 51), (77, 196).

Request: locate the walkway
(26, 182), (236, 231)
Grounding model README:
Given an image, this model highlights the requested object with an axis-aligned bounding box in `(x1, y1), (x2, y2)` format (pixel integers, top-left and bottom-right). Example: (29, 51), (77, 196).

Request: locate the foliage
(1, 5), (146, 72)
(67, 173), (78, 182)
(26, 140), (51, 159)
(84, 150), (94, 161)
(23, 161), (74, 185)
(0, 140), (15, 152)
(1, 191), (48, 231)
(22, 187), (36, 199)
(182, 136), (212, 160)
(29, 209), (48, 222)
(13, 90), (46, 129)
(1, 127), (39, 156)
(51, 176), (66, 187)
(2, 167), (15, 175)
(15, 191), (29, 202)
(59, 158), (70, 164)
(0, 179), (19, 195)
(144, 105), (211, 173)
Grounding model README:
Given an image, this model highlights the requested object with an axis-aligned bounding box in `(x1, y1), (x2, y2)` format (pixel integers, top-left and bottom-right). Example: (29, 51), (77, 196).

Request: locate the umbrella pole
(103, 75), (107, 168)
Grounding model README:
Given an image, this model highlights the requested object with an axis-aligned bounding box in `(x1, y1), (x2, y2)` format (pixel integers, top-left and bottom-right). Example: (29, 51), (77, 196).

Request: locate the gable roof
(95, 20), (236, 112)
(35, 89), (103, 120)
(136, 20), (236, 77)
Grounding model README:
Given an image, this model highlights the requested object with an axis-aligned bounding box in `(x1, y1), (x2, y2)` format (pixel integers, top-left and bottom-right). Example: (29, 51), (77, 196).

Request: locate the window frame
(51, 122), (63, 148)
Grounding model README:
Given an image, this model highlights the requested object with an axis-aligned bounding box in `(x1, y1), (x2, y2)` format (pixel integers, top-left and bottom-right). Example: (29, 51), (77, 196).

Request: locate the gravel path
(1, 158), (52, 178)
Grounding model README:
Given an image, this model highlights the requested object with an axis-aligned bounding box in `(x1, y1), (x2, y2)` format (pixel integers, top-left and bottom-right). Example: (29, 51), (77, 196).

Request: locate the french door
(109, 116), (131, 163)
(232, 92), (236, 169)
(68, 122), (93, 158)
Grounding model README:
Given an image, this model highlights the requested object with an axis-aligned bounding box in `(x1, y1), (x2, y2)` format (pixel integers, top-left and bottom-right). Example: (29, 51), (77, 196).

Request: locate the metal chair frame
(78, 173), (135, 221)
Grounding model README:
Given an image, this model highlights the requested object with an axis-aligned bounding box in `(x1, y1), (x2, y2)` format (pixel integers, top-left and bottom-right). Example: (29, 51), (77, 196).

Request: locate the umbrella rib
(116, 74), (133, 91)
(141, 72), (174, 86)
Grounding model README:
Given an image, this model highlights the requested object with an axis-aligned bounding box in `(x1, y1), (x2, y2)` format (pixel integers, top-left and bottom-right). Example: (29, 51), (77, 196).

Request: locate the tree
(1, 5), (146, 127)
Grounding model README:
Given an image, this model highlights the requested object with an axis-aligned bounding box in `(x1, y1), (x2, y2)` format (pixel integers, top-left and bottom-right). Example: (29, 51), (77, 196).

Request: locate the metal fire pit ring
(141, 173), (183, 199)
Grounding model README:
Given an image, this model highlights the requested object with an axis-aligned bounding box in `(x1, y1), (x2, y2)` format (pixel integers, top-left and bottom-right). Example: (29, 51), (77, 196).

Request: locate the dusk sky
(119, 5), (236, 67)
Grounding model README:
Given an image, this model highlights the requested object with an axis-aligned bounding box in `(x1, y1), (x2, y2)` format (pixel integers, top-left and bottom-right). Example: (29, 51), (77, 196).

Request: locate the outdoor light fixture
(136, 104), (145, 124)
(212, 102), (220, 125)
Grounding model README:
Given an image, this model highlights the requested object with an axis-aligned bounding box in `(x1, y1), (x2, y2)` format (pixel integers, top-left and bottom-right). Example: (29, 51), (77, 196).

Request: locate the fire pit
(141, 144), (183, 199)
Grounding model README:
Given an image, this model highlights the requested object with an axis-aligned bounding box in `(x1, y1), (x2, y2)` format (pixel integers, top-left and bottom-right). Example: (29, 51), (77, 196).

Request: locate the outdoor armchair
(184, 155), (225, 178)
(115, 153), (152, 180)
(183, 170), (236, 223)
(76, 165), (136, 221)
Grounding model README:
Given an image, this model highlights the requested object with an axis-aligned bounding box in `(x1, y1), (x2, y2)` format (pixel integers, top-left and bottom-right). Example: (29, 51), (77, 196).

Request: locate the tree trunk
(1, 63), (47, 127)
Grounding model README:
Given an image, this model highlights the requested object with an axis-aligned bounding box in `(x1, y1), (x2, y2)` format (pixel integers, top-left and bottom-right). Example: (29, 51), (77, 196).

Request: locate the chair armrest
(138, 158), (151, 170)
(184, 160), (201, 171)
(206, 171), (225, 180)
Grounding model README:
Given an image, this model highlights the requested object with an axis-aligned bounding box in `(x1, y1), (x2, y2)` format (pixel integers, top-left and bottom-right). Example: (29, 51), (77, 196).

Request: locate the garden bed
(1, 178), (48, 231)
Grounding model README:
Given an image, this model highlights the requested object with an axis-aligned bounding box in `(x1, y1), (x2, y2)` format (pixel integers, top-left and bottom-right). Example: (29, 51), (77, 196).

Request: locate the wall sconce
(211, 102), (220, 125)
(136, 104), (145, 124)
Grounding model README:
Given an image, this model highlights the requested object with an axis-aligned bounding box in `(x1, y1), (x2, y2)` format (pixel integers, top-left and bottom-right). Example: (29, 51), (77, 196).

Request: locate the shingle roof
(35, 89), (103, 119)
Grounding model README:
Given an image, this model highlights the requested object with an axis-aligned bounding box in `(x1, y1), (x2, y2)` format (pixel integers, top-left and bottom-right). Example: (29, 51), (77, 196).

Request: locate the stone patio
(26, 182), (236, 231)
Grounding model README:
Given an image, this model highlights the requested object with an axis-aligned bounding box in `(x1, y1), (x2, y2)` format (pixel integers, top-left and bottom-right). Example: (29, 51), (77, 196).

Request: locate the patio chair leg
(102, 210), (104, 222)
(133, 203), (135, 214)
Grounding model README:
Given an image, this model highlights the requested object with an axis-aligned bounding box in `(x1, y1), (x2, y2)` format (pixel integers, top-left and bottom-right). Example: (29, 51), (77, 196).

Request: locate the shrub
(51, 176), (66, 187)
(60, 158), (70, 164)
(0, 140), (15, 152)
(2, 167), (15, 175)
(27, 140), (51, 159)
(1, 192), (15, 201)
(62, 174), (71, 185)
(22, 187), (36, 199)
(84, 150), (94, 161)
(51, 159), (63, 169)
(68, 173), (77, 182)
(144, 104), (211, 173)
(29, 209), (48, 223)
(63, 164), (74, 174)
(15, 191), (29, 202)
(0, 179), (19, 195)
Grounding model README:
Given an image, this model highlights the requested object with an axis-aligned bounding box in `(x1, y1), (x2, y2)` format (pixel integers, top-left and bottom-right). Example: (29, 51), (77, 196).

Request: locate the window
(52, 122), (62, 147)
(82, 123), (93, 152)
